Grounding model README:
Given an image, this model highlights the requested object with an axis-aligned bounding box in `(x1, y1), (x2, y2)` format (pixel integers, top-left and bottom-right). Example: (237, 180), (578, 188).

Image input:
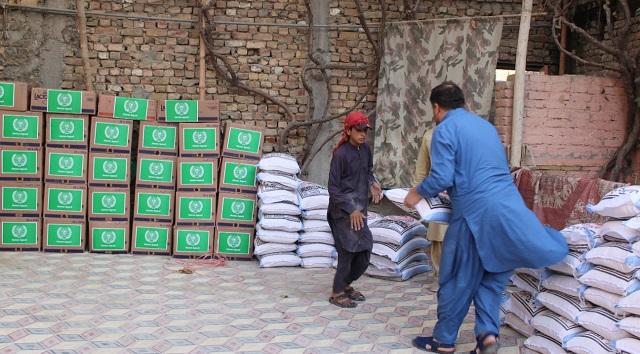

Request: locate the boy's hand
(370, 182), (382, 204)
(350, 210), (365, 231)
(404, 187), (422, 208)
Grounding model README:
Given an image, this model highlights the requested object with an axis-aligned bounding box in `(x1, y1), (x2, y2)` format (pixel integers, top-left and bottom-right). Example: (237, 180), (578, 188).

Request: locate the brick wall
(570, 4), (640, 75)
(2, 0), (561, 159)
(495, 73), (628, 176)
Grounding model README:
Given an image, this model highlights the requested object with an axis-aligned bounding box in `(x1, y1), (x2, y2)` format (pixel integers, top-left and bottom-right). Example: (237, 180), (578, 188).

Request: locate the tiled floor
(0, 253), (523, 353)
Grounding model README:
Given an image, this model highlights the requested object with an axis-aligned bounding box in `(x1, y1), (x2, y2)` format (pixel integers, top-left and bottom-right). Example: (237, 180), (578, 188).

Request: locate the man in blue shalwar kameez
(404, 82), (568, 354)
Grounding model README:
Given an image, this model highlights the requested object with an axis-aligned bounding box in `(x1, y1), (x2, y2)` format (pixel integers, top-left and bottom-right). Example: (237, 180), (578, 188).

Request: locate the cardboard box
(97, 95), (157, 121)
(88, 187), (130, 221)
(173, 225), (214, 257)
(90, 117), (133, 152)
(43, 183), (86, 218)
(215, 227), (254, 258)
(0, 146), (42, 180)
(158, 99), (220, 123)
(0, 81), (29, 112)
(131, 221), (172, 254)
(179, 123), (220, 157)
(46, 114), (89, 147)
(218, 158), (258, 194)
(138, 121), (178, 154)
(89, 221), (129, 253)
(177, 157), (217, 191)
(175, 192), (216, 225)
(0, 217), (40, 250)
(88, 152), (130, 187)
(0, 111), (43, 146)
(30, 88), (96, 115)
(0, 182), (41, 217)
(135, 154), (176, 188)
(45, 148), (87, 183)
(42, 218), (85, 251)
(215, 192), (257, 228)
(133, 188), (174, 222)
(221, 123), (264, 160)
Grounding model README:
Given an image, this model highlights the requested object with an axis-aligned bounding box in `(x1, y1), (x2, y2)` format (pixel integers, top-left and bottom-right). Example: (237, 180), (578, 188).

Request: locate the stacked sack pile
(297, 181), (336, 268)
(365, 187), (453, 281)
(255, 153), (303, 268)
(366, 215), (432, 281)
(511, 186), (640, 354)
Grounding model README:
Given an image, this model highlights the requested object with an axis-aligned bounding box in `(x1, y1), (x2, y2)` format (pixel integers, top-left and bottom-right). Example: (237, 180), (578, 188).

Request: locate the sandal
(469, 333), (499, 354)
(345, 286), (366, 301)
(412, 336), (455, 353)
(329, 292), (357, 308)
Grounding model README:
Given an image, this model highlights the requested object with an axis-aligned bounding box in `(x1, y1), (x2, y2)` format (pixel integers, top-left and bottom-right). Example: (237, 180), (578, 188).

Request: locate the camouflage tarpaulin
(374, 19), (504, 188)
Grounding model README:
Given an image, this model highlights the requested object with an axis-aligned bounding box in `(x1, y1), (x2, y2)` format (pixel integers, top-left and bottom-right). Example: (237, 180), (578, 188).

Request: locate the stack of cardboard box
(130, 119), (178, 255)
(158, 99), (220, 257)
(86, 95), (158, 252)
(0, 82), (44, 250)
(33, 87), (97, 252)
(215, 123), (264, 259)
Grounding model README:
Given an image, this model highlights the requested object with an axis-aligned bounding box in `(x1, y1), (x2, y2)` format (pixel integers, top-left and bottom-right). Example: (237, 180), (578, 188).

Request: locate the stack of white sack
(365, 215), (431, 281)
(295, 181), (335, 268)
(256, 153), (303, 268)
(522, 186), (640, 353)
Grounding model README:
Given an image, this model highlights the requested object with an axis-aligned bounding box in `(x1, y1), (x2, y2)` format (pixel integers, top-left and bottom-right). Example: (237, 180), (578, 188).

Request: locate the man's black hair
(429, 81), (465, 110)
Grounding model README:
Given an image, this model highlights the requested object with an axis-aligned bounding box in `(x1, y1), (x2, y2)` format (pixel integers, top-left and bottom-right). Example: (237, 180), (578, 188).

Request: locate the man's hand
(370, 182), (382, 204)
(404, 187), (422, 208)
(350, 210), (365, 231)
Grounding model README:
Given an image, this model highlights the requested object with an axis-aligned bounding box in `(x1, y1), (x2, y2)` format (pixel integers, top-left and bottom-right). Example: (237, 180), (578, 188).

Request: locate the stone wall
(495, 73), (628, 176)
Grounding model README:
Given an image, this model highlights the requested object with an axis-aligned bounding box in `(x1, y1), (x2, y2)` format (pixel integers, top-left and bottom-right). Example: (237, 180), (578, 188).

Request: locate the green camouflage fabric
(373, 19), (504, 188)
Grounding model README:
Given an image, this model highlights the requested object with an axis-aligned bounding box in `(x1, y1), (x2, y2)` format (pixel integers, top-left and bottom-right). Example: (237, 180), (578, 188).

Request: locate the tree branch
(551, 17), (620, 72)
(277, 77), (378, 150)
(354, 0), (380, 58)
(200, 5), (295, 121)
(301, 129), (342, 172)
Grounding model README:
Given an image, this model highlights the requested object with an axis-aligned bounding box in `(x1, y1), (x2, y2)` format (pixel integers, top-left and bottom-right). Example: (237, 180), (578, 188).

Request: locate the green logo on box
(183, 127), (217, 151)
(2, 187), (38, 211)
(92, 157), (128, 182)
(223, 162), (256, 187)
(91, 191), (126, 215)
(176, 229), (210, 253)
(220, 197), (255, 222)
(0, 82), (15, 108)
(47, 89), (82, 114)
(1, 150), (38, 175)
(179, 196), (213, 221)
(47, 188), (83, 213)
(142, 125), (176, 150)
(2, 221), (37, 245)
(226, 127), (261, 154)
(136, 192), (171, 217)
(217, 231), (251, 254)
(139, 158), (173, 183)
(2, 115), (39, 140)
(94, 121), (130, 147)
(114, 97), (149, 120)
(46, 223), (82, 247)
(92, 227), (126, 250)
(134, 226), (169, 250)
(48, 152), (85, 178)
(165, 100), (198, 122)
(180, 161), (215, 186)
(49, 117), (85, 142)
